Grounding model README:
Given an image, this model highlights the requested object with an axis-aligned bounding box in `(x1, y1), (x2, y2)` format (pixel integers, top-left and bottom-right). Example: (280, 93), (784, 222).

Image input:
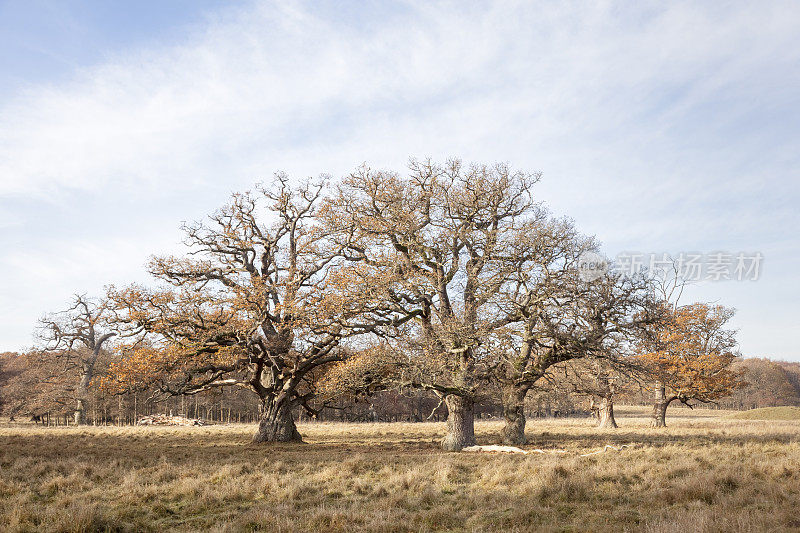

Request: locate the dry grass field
(726, 406), (800, 420)
(1, 406), (799, 532)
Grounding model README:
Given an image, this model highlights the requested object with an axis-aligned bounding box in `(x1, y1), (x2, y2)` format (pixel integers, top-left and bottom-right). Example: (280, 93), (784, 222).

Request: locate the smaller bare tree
(38, 295), (116, 425)
(546, 358), (649, 429)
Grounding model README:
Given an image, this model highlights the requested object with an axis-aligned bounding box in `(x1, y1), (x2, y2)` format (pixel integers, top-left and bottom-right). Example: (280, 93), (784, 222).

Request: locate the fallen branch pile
(136, 415), (205, 426)
(461, 444), (635, 457)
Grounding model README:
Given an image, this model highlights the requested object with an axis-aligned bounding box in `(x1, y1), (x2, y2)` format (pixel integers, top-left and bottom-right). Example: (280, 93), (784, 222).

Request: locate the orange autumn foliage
(638, 303), (745, 404)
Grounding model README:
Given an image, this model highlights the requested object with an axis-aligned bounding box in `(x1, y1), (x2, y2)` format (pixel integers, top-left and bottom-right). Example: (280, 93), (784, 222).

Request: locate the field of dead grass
(1, 406), (799, 532)
(726, 406), (800, 420)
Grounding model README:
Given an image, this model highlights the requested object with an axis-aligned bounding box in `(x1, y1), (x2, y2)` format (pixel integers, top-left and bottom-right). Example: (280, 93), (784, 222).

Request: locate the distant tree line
(3, 351), (795, 428)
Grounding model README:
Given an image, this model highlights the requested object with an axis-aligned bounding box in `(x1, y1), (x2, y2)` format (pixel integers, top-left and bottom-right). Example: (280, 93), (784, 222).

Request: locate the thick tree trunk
(441, 394), (476, 451)
(500, 385), (529, 445)
(252, 397), (302, 443)
(596, 395), (617, 428)
(651, 384), (668, 428)
(652, 401), (668, 428)
(73, 367), (92, 425)
(74, 398), (87, 425)
(596, 376), (618, 429)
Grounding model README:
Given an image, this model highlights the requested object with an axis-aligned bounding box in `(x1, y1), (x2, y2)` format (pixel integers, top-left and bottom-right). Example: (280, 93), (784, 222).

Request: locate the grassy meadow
(1, 406), (799, 532)
(726, 406), (800, 420)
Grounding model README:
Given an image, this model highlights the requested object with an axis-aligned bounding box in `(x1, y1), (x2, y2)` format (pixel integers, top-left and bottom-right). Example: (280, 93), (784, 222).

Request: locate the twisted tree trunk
(651, 383), (668, 428)
(441, 394), (476, 451)
(596, 376), (617, 429)
(252, 396), (302, 443)
(73, 363), (93, 425)
(596, 395), (617, 428)
(74, 398), (87, 425)
(500, 384), (529, 445)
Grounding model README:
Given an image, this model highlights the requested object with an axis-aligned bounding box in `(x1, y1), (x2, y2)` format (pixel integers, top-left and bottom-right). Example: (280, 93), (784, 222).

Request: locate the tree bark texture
(500, 385), (529, 445)
(651, 383), (668, 428)
(252, 397), (302, 443)
(441, 394), (476, 451)
(596, 395), (618, 428)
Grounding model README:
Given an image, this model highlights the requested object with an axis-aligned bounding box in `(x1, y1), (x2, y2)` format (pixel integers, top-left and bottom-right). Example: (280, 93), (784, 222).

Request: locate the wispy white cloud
(0, 236), (169, 349)
(1, 1), (794, 196)
(0, 0), (798, 357)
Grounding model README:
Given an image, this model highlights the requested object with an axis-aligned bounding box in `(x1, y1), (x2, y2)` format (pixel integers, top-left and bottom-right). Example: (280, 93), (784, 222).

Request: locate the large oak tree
(326, 159), (561, 450)
(106, 178), (383, 442)
(492, 267), (655, 443)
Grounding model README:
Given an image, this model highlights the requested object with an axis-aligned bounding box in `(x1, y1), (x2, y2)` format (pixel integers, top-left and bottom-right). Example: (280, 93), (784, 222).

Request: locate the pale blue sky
(0, 1), (798, 360)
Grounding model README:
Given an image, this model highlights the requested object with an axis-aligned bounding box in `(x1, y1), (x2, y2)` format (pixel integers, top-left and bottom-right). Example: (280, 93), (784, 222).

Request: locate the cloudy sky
(0, 0), (798, 360)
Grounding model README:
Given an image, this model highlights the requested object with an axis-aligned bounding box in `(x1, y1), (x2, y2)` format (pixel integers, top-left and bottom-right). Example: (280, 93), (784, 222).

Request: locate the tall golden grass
(1, 406), (798, 532)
